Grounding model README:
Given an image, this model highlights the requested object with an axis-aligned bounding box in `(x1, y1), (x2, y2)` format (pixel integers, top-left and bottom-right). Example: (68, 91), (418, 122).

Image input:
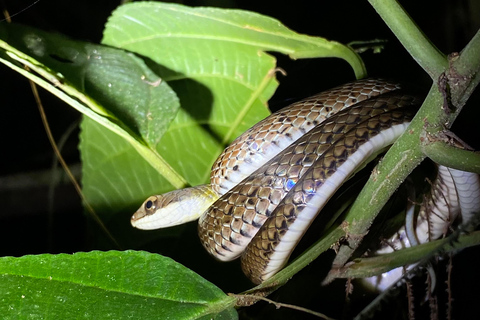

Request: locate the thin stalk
(422, 140), (480, 174)
(368, 0), (448, 79)
(29, 79), (120, 248)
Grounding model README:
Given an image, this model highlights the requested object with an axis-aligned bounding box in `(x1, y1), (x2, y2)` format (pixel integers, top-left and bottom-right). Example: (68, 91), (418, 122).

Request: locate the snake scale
(131, 79), (480, 285)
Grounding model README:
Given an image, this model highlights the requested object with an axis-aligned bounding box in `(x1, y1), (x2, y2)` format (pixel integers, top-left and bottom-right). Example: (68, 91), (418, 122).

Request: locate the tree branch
(368, 0), (448, 79)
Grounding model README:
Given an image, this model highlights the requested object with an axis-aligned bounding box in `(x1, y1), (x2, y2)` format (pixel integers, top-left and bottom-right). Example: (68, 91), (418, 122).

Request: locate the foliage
(0, 1), (479, 319)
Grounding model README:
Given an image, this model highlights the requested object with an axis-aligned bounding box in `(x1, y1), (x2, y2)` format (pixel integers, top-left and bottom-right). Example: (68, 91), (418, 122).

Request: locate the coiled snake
(131, 79), (480, 285)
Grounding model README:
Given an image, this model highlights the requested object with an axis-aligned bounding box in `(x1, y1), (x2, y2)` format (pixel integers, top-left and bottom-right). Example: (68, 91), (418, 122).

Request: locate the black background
(0, 1), (479, 319)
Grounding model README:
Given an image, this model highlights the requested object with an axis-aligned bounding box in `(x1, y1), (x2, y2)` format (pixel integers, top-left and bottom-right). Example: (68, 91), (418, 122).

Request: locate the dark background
(0, 1), (479, 319)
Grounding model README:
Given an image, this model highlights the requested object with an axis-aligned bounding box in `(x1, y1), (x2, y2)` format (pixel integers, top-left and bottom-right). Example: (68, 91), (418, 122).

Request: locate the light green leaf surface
(102, 2), (280, 187)
(80, 117), (174, 217)
(0, 251), (237, 319)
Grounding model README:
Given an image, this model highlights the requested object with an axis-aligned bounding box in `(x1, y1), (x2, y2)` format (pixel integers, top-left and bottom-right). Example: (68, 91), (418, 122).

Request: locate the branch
(368, 0), (448, 79)
(321, 2), (480, 286)
(332, 230), (480, 279)
(422, 138), (480, 174)
(448, 28), (480, 108)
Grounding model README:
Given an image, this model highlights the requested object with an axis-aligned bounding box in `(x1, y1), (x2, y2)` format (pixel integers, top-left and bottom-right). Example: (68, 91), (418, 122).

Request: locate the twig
(446, 253), (453, 320)
(28, 75), (121, 249)
(406, 278), (415, 320)
(230, 293), (336, 320)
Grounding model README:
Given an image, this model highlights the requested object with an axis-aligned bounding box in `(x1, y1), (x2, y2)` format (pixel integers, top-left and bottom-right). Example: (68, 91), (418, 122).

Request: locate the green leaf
(0, 23), (186, 229)
(0, 251), (237, 320)
(102, 2), (365, 182)
(79, 117), (174, 218)
(0, 23), (180, 148)
(103, 2), (286, 186)
(103, 2), (366, 78)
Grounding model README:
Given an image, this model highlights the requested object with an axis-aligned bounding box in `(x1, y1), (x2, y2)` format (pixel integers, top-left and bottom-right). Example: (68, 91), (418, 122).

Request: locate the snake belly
(364, 165), (480, 291)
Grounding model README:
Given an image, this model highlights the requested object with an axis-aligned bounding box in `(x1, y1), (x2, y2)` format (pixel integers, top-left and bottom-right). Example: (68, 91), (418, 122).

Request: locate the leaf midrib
(111, 30), (324, 55)
(138, 3), (325, 46)
(4, 272), (221, 306)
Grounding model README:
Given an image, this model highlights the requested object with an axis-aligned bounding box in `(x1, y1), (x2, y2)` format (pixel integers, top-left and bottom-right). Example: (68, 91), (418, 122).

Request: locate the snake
(131, 79), (480, 285)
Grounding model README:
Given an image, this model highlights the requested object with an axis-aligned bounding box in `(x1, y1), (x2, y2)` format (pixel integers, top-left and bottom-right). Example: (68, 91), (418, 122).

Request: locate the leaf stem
(291, 41), (367, 79)
(422, 139), (480, 174)
(368, 0), (448, 79)
(334, 230), (480, 279)
(322, 84), (443, 284)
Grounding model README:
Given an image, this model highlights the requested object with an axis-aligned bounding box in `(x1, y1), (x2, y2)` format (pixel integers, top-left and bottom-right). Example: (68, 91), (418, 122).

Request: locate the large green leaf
(0, 251), (237, 319)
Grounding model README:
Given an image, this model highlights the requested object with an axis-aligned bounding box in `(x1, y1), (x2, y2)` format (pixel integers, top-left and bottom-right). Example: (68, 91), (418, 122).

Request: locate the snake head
(131, 196), (159, 228)
(131, 185), (218, 230)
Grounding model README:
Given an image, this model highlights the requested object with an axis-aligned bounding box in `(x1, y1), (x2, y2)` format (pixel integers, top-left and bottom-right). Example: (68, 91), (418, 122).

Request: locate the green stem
(322, 85), (444, 284)
(422, 139), (480, 174)
(291, 41), (368, 79)
(452, 28), (480, 77)
(334, 230), (480, 279)
(448, 28), (480, 108)
(368, 0), (448, 79)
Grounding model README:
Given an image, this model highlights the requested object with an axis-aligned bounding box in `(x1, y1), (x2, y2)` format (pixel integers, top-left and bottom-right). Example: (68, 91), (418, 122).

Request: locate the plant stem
(322, 84), (443, 284)
(422, 140), (480, 174)
(452, 29), (480, 77)
(448, 28), (480, 108)
(334, 230), (480, 279)
(321, 1), (480, 286)
(368, 0), (448, 79)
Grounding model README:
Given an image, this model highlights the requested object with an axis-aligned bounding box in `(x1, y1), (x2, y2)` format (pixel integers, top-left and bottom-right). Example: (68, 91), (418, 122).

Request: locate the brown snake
(131, 79), (480, 285)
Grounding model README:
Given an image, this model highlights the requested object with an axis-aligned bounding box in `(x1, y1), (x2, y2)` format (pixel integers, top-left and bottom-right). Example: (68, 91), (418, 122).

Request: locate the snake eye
(144, 197), (157, 212)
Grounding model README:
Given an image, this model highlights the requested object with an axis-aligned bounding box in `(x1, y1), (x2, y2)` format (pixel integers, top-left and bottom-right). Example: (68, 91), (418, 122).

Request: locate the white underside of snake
(131, 79), (480, 286)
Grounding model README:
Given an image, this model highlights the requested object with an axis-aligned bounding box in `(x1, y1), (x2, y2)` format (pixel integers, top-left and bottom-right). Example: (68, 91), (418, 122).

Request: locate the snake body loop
(365, 165), (480, 291)
(131, 79), (480, 285)
(210, 79), (401, 195)
(199, 93), (420, 283)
